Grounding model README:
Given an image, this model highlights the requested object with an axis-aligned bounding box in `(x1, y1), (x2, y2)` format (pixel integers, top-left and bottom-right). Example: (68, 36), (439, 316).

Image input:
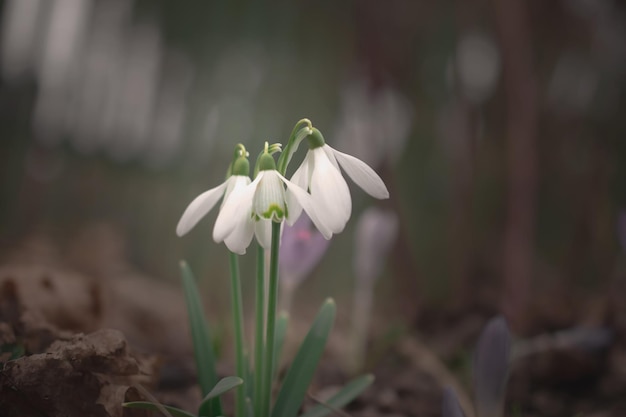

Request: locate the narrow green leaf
(201, 376), (244, 404)
(123, 402), (196, 417)
(273, 311), (289, 379)
(299, 374), (374, 417)
(180, 260), (222, 417)
(243, 350), (255, 401)
(271, 299), (336, 417)
(245, 397), (254, 417)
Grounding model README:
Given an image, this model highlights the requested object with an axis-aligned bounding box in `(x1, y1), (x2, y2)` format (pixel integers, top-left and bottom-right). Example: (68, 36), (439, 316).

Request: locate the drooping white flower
(214, 150), (332, 251)
(287, 128), (389, 234)
(218, 175), (255, 254)
(176, 147), (255, 254)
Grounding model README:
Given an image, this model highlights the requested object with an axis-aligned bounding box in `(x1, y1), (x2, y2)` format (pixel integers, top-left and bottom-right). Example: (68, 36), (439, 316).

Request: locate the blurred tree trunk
(382, 162), (423, 321)
(449, 0), (482, 309)
(493, 0), (538, 333)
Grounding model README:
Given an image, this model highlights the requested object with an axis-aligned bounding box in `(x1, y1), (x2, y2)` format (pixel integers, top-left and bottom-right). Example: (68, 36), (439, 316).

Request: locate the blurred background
(0, 0), (625, 335)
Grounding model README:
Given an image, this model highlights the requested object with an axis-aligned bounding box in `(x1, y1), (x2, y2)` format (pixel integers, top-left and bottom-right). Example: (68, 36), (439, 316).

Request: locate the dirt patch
(0, 329), (155, 417)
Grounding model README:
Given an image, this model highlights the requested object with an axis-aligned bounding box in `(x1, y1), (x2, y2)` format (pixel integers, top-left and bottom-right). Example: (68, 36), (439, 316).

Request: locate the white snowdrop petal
(277, 172), (332, 239)
(330, 146), (390, 199)
(285, 154), (309, 225)
(255, 218), (273, 250)
(322, 145), (340, 170)
(310, 148), (351, 233)
(291, 152), (311, 189)
(224, 215), (255, 255)
(219, 175), (255, 254)
(222, 175), (251, 205)
(176, 181), (229, 236)
(213, 175), (259, 243)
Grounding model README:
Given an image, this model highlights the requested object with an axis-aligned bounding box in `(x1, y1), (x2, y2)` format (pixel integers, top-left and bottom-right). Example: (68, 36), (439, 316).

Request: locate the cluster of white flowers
(176, 123), (389, 254)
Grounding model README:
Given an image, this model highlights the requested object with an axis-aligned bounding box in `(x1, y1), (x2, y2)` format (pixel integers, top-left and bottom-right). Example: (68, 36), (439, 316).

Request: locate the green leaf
(273, 311), (289, 379)
(245, 397), (254, 417)
(299, 374), (374, 417)
(199, 376), (244, 414)
(180, 260), (222, 417)
(123, 402), (196, 417)
(271, 299), (336, 417)
(244, 350), (255, 401)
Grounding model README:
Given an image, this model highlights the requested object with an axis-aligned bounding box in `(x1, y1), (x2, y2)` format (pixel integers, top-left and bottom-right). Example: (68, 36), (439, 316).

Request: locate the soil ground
(1, 236), (625, 417)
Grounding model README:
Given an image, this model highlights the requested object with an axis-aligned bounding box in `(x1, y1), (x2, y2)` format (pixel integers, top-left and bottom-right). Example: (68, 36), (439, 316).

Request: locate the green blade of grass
(180, 260), (222, 417)
(271, 299), (336, 417)
(123, 402), (196, 417)
(199, 377), (245, 417)
(199, 377), (244, 409)
(299, 374), (374, 417)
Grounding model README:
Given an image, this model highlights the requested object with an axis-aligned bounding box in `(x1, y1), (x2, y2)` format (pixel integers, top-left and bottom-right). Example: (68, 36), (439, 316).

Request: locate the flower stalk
(254, 243), (266, 417)
(277, 118), (312, 175)
(261, 221), (282, 417)
(228, 252), (246, 417)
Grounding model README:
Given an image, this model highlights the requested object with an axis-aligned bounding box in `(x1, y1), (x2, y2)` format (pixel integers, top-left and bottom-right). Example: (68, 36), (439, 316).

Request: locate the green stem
(254, 243), (266, 417)
(262, 221), (282, 417)
(277, 118), (312, 175)
(229, 252), (246, 417)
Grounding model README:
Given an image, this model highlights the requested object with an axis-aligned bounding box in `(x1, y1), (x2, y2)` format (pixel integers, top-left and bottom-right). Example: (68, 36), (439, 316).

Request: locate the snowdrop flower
(215, 143), (332, 251)
(176, 145), (254, 254)
(287, 128), (389, 235)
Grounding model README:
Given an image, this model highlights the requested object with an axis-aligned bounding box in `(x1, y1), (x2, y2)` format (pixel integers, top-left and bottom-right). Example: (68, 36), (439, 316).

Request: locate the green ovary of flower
(231, 155), (250, 176)
(307, 127), (326, 149)
(258, 152), (277, 171)
(261, 204), (286, 222)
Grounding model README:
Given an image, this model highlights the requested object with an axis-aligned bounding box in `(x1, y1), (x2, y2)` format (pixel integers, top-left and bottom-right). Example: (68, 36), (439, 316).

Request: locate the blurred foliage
(0, 0), (624, 323)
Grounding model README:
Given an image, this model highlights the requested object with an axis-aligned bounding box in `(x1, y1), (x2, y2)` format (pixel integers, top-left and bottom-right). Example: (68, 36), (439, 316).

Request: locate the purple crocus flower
(442, 387), (467, 417)
(354, 207), (399, 285)
(348, 207), (398, 371)
(473, 316), (511, 417)
(279, 213), (330, 311)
